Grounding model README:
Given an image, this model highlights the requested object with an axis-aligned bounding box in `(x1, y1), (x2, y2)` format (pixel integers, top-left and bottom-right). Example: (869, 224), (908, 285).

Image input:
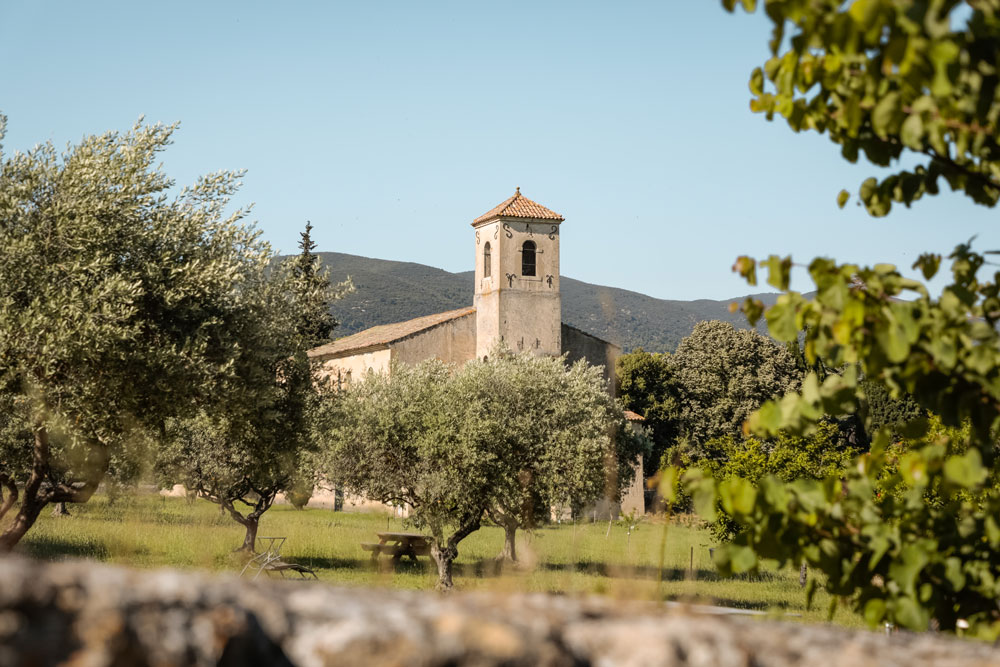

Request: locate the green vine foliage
(724, 0), (1000, 214)
(697, 0), (1000, 636)
(682, 244), (1000, 637)
(678, 421), (856, 542)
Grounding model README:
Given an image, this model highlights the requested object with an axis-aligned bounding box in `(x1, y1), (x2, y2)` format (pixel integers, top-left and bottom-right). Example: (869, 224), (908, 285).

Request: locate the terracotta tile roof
(307, 307), (476, 360)
(472, 188), (565, 225)
(623, 410), (645, 422)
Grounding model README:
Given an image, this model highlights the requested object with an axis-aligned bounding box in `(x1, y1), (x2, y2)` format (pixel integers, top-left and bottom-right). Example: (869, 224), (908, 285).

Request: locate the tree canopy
(155, 220), (352, 550)
(671, 320), (801, 450)
(617, 348), (682, 476)
(0, 116), (272, 550)
(477, 350), (642, 562)
(318, 352), (638, 589)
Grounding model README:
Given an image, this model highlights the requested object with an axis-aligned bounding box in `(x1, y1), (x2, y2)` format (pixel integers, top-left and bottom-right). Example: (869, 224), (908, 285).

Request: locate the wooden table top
(376, 532), (429, 541)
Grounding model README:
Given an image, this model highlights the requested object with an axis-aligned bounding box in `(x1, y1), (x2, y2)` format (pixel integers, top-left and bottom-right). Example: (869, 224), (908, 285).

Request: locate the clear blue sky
(2, 1), (996, 300)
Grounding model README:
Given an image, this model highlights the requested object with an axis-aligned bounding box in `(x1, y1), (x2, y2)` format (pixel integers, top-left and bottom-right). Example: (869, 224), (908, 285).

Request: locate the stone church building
(307, 190), (644, 515)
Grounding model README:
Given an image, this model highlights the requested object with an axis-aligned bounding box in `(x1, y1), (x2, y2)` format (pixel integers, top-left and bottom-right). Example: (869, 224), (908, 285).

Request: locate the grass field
(15, 492), (865, 628)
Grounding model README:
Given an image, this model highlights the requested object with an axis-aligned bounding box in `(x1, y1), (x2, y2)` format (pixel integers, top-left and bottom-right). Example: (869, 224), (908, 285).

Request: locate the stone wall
(561, 323), (619, 394)
(1, 556), (995, 667)
(314, 347), (392, 389)
(392, 312), (476, 366)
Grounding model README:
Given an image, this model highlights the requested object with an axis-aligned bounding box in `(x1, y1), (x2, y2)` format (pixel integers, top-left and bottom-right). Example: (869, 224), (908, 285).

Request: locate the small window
(522, 240), (536, 276)
(483, 242), (491, 278)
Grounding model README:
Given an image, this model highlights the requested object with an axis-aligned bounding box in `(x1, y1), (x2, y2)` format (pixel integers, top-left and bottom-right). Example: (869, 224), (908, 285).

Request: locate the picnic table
(239, 536), (317, 580)
(361, 532), (431, 563)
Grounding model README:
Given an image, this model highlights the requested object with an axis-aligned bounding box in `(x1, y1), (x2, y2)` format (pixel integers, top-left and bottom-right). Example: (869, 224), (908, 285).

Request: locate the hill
(304, 252), (779, 353)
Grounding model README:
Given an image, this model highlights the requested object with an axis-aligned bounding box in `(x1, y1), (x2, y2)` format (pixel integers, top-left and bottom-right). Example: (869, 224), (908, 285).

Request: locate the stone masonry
(1, 556), (997, 667)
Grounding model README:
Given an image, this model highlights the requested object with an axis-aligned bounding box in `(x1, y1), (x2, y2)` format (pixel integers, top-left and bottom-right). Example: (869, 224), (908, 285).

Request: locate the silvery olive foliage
(317, 350), (639, 589)
(154, 227), (353, 551)
(0, 116), (272, 550)
(478, 349), (643, 562)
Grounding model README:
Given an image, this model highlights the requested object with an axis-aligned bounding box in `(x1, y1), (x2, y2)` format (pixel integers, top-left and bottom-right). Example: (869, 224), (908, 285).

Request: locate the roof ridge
(472, 189), (564, 225)
(501, 186), (522, 216)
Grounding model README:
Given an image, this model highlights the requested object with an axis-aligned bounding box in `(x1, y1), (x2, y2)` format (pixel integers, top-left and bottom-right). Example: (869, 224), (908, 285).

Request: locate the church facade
(308, 190), (643, 515)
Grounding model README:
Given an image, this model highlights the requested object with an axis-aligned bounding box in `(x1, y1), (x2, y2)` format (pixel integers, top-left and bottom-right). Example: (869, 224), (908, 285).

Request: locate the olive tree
(317, 360), (495, 590)
(318, 352), (636, 588)
(471, 350), (641, 563)
(154, 275), (311, 552)
(0, 116), (272, 551)
(156, 367), (311, 553)
(155, 232), (352, 551)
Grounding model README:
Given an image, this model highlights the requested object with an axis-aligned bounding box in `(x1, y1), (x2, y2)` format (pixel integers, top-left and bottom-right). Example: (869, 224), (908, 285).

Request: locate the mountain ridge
(304, 252), (778, 353)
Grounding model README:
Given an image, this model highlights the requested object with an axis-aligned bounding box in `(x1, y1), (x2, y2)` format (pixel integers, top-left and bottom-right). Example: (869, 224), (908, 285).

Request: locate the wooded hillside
(303, 252), (777, 353)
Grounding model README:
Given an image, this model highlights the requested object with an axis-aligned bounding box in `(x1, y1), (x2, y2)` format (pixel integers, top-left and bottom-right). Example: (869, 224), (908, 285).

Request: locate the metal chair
(239, 536), (317, 580)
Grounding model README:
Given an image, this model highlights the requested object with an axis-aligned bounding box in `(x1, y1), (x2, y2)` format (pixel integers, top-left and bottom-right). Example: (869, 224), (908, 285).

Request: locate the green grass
(15, 492), (864, 628)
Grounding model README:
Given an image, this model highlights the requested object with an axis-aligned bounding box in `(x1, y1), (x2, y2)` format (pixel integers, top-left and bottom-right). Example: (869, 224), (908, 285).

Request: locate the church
(307, 189), (644, 514)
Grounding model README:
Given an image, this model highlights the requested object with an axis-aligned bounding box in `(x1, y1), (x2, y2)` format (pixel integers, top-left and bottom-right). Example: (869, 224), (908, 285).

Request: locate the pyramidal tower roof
(472, 188), (565, 226)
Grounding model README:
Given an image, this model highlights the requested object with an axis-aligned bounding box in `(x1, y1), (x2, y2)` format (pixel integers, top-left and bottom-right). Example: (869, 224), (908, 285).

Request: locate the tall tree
(290, 221), (351, 350)
(0, 116), (271, 551)
(267, 222), (353, 513)
(616, 348), (681, 476)
(671, 320), (800, 453)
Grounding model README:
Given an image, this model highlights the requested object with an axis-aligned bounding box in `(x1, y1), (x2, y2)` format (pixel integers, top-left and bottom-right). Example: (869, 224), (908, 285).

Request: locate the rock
(0, 556), (996, 666)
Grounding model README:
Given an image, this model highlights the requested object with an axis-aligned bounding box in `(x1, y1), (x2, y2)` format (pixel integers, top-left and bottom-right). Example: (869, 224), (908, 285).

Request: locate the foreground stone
(0, 557), (997, 666)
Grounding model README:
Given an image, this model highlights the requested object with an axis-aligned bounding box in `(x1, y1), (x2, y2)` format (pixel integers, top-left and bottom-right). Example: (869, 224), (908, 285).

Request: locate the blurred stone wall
(0, 556), (995, 667)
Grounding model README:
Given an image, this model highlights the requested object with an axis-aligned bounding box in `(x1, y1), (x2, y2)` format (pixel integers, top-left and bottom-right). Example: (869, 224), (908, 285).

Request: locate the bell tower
(472, 188), (563, 359)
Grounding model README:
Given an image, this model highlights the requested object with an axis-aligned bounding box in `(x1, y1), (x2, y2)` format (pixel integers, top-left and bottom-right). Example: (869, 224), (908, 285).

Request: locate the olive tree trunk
(214, 486), (279, 553)
(0, 474), (18, 523)
(430, 543), (457, 591)
(499, 522), (518, 563)
(240, 515), (260, 552)
(0, 426), (105, 553)
(489, 507), (523, 563)
(429, 517), (482, 591)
